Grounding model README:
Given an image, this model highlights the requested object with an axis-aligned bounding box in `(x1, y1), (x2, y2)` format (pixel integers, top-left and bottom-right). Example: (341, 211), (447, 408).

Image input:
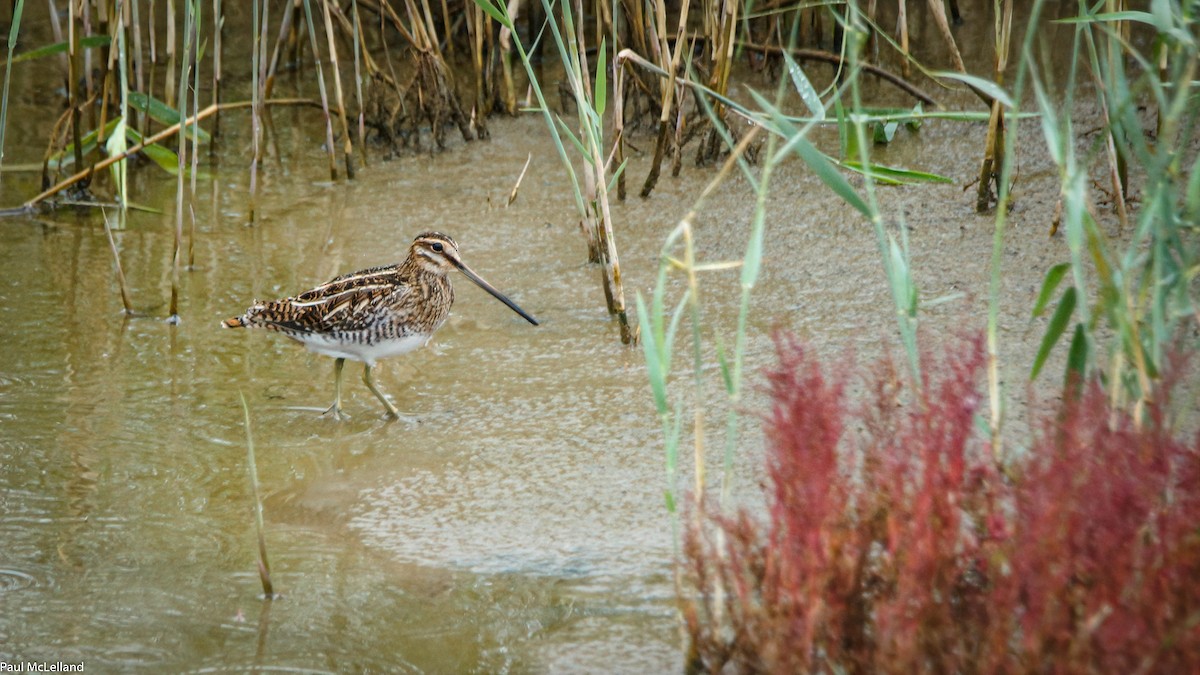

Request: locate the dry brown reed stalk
(976, 0), (1013, 213)
(926, 0), (966, 74)
(300, 0), (339, 179)
(1098, 0), (1129, 227)
(170, 0), (198, 322)
(128, 0), (147, 132)
(211, 0), (222, 141)
(250, 0), (267, 221)
(498, 0), (521, 115)
(351, 0), (368, 165)
(640, 0), (692, 197)
(188, 202), (197, 268)
(506, 152), (531, 206)
(264, 0), (298, 99)
(401, 0), (476, 148)
(67, 0), (86, 181)
(324, 1), (376, 163)
(166, 0), (177, 107)
(468, 2), (488, 118)
(239, 392), (274, 599)
(574, 0), (632, 344)
(688, 0), (740, 167)
(101, 209), (134, 315)
(320, 0), (355, 178)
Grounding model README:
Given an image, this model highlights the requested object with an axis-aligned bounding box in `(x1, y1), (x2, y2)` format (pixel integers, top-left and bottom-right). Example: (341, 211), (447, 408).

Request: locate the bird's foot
(322, 402), (349, 420)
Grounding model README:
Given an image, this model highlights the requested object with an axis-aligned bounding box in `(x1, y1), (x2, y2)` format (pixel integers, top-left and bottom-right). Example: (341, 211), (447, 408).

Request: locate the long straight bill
(453, 261), (540, 326)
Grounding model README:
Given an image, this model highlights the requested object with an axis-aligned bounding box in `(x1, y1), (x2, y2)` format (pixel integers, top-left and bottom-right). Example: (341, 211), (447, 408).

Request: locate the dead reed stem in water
(67, 0), (85, 180)
(926, 0), (965, 74)
(101, 209), (134, 315)
(240, 392), (274, 598)
(211, 0), (223, 140)
(167, 0), (177, 108)
(468, 2), (487, 117)
(506, 153), (532, 206)
(249, 0), (267, 222)
(321, 0), (355, 178)
(499, 0), (521, 114)
(170, 0), (197, 322)
(640, 0), (691, 197)
(264, 0), (297, 99)
(1100, 0), (1129, 227)
(976, 0), (1012, 213)
(301, 0), (339, 180)
(351, 0), (368, 165)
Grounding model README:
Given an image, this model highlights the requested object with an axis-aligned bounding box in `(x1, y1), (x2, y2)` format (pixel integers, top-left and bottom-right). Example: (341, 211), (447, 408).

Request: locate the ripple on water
(0, 568), (39, 593)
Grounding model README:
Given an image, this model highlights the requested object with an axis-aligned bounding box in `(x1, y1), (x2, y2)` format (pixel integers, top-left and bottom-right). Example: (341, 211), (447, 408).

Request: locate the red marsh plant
(683, 335), (1200, 674)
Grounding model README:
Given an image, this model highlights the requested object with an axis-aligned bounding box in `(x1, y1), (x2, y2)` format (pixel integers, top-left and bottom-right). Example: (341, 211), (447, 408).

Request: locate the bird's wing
(251, 278), (412, 335)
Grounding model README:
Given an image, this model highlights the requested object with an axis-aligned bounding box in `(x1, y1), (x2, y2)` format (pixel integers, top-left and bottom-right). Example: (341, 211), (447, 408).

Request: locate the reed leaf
(1032, 287), (1077, 380)
(931, 70), (1016, 109)
(3, 34), (108, 66)
(595, 39), (607, 117)
(840, 160), (953, 185)
(1032, 263), (1071, 317)
(105, 118), (128, 205)
(782, 48), (824, 121)
(129, 92), (212, 143)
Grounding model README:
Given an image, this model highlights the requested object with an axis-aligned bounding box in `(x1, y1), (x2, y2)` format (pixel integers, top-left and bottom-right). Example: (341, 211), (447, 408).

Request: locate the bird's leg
(323, 358), (348, 419)
(362, 363), (400, 418)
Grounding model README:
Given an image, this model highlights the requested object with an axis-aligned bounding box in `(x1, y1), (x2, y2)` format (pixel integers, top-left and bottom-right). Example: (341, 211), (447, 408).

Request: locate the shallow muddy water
(0, 3), (1135, 673)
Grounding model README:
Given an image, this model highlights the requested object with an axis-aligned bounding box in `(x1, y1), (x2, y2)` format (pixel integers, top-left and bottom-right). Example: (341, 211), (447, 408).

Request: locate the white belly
(298, 333), (431, 366)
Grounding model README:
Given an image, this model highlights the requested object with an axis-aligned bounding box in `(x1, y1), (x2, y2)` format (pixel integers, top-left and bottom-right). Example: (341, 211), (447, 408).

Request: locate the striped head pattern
(409, 232), (461, 275)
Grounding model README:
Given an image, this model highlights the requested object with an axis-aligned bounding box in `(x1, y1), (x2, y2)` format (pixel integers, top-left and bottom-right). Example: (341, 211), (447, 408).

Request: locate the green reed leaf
(751, 89), (871, 218)
(932, 70), (1015, 109)
(4, 34), (110, 66)
(128, 91), (211, 143)
(1033, 263), (1071, 317)
(783, 49), (824, 121)
(1032, 287), (1077, 380)
(1065, 323), (1088, 391)
(470, 0), (512, 29)
(594, 39), (607, 118)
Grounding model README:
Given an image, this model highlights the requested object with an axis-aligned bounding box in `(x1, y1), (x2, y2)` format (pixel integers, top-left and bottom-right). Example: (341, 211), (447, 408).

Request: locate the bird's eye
(431, 242), (444, 252)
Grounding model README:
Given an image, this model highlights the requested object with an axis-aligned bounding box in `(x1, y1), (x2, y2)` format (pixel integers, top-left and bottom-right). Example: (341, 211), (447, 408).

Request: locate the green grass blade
(635, 293), (668, 415)
(605, 157), (629, 194)
(4, 34), (109, 66)
(932, 70), (1016, 109)
(1031, 287), (1077, 380)
(129, 91), (212, 143)
(782, 48), (824, 121)
(106, 117), (128, 204)
(594, 39), (606, 118)
(1064, 322), (1088, 392)
(470, 0), (513, 29)
(840, 160), (953, 184)
(751, 89), (871, 218)
(1032, 263), (1071, 317)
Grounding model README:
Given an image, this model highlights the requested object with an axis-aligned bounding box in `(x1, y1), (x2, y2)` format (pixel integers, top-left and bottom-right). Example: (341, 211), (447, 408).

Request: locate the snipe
(223, 232), (538, 418)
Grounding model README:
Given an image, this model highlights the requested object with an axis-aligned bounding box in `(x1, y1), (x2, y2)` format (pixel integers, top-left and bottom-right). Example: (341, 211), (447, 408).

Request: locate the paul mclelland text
(0, 663), (84, 672)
